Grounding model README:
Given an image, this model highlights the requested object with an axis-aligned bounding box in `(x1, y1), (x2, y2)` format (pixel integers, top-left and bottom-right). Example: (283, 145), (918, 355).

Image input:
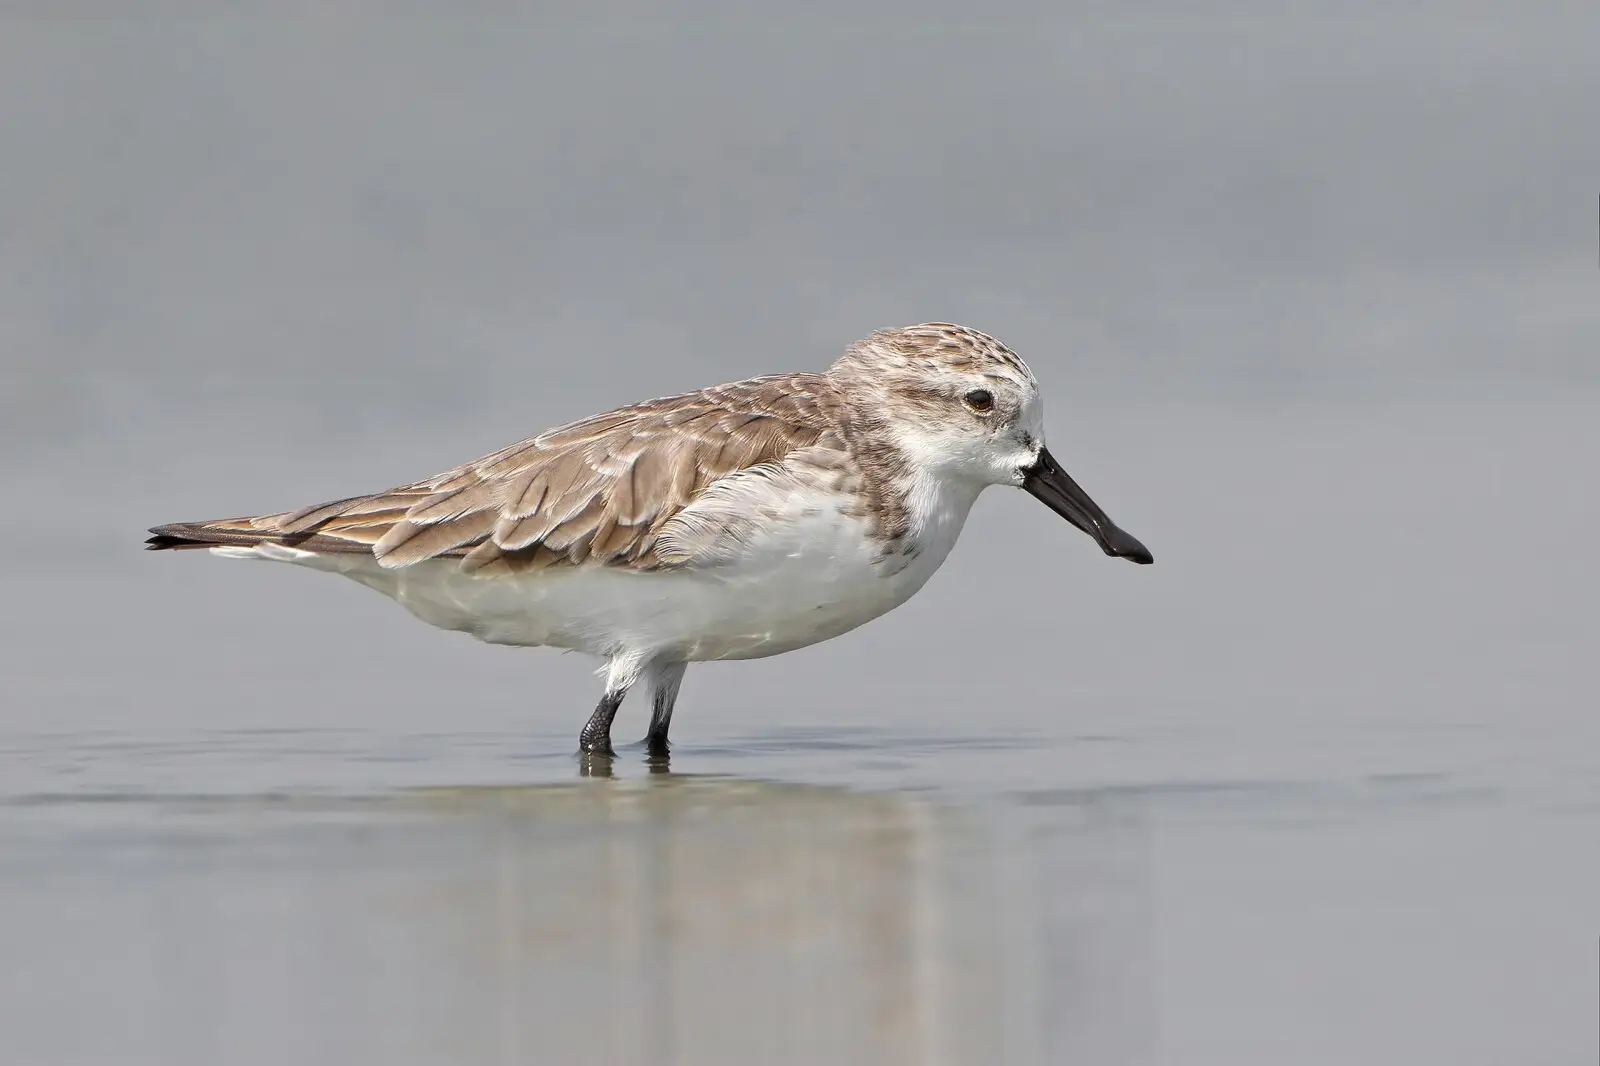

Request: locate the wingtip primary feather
(145, 524), (218, 551)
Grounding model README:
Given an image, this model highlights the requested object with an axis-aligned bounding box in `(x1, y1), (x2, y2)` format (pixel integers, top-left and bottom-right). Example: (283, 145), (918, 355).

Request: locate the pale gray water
(3, 7), (1598, 1065)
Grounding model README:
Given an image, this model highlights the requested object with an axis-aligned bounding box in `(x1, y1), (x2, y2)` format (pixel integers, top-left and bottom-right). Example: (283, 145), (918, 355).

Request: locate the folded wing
(146, 375), (841, 575)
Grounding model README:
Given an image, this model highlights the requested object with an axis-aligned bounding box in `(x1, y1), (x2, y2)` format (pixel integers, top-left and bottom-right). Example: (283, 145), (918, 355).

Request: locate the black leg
(578, 690), (625, 756)
(644, 662), (686, 758)
(640, 665), (684, 755)
(644, 694), (672, 757)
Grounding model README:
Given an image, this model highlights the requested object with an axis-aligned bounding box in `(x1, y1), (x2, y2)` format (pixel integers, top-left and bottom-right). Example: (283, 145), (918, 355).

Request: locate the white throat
(878, 462), (986, 586)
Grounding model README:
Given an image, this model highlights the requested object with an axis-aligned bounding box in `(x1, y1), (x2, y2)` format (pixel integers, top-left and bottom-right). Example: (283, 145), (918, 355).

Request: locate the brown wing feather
(146, 374), (842, 573)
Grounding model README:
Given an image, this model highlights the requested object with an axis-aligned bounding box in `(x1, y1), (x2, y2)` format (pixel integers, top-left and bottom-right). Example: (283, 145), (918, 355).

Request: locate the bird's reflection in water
(575, 748), (674, 778)
(79, 773), (1152, 1065)
(376, 772), (1153, 1065)
(576, 751), (615, 778)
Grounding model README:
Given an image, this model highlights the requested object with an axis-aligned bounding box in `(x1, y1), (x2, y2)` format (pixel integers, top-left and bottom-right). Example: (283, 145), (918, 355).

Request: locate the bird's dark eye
(963, 389), (995, 413)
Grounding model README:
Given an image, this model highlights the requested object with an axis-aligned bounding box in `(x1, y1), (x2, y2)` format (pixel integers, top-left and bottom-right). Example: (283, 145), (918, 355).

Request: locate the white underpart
(211, 473), (986, 666)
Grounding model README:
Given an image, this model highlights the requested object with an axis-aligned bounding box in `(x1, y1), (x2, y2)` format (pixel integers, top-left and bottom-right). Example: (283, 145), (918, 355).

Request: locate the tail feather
(144, 520), (371, 555)
(146, 521), (267, 551)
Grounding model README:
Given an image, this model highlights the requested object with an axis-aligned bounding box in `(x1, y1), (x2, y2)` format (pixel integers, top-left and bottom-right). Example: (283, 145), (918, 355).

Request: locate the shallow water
(1, 709), (1596, 1066)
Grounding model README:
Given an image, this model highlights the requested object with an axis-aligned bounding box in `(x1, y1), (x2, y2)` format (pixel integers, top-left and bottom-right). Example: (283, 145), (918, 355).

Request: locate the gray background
(1, 6), (1597, 1065)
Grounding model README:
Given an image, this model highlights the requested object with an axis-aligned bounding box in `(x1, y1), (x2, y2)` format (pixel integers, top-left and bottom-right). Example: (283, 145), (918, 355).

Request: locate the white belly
(219, 489), (977, 663)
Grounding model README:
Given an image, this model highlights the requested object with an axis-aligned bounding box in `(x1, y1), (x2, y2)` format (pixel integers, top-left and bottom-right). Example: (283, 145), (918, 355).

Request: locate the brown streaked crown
(831, 322), (1035, 385)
